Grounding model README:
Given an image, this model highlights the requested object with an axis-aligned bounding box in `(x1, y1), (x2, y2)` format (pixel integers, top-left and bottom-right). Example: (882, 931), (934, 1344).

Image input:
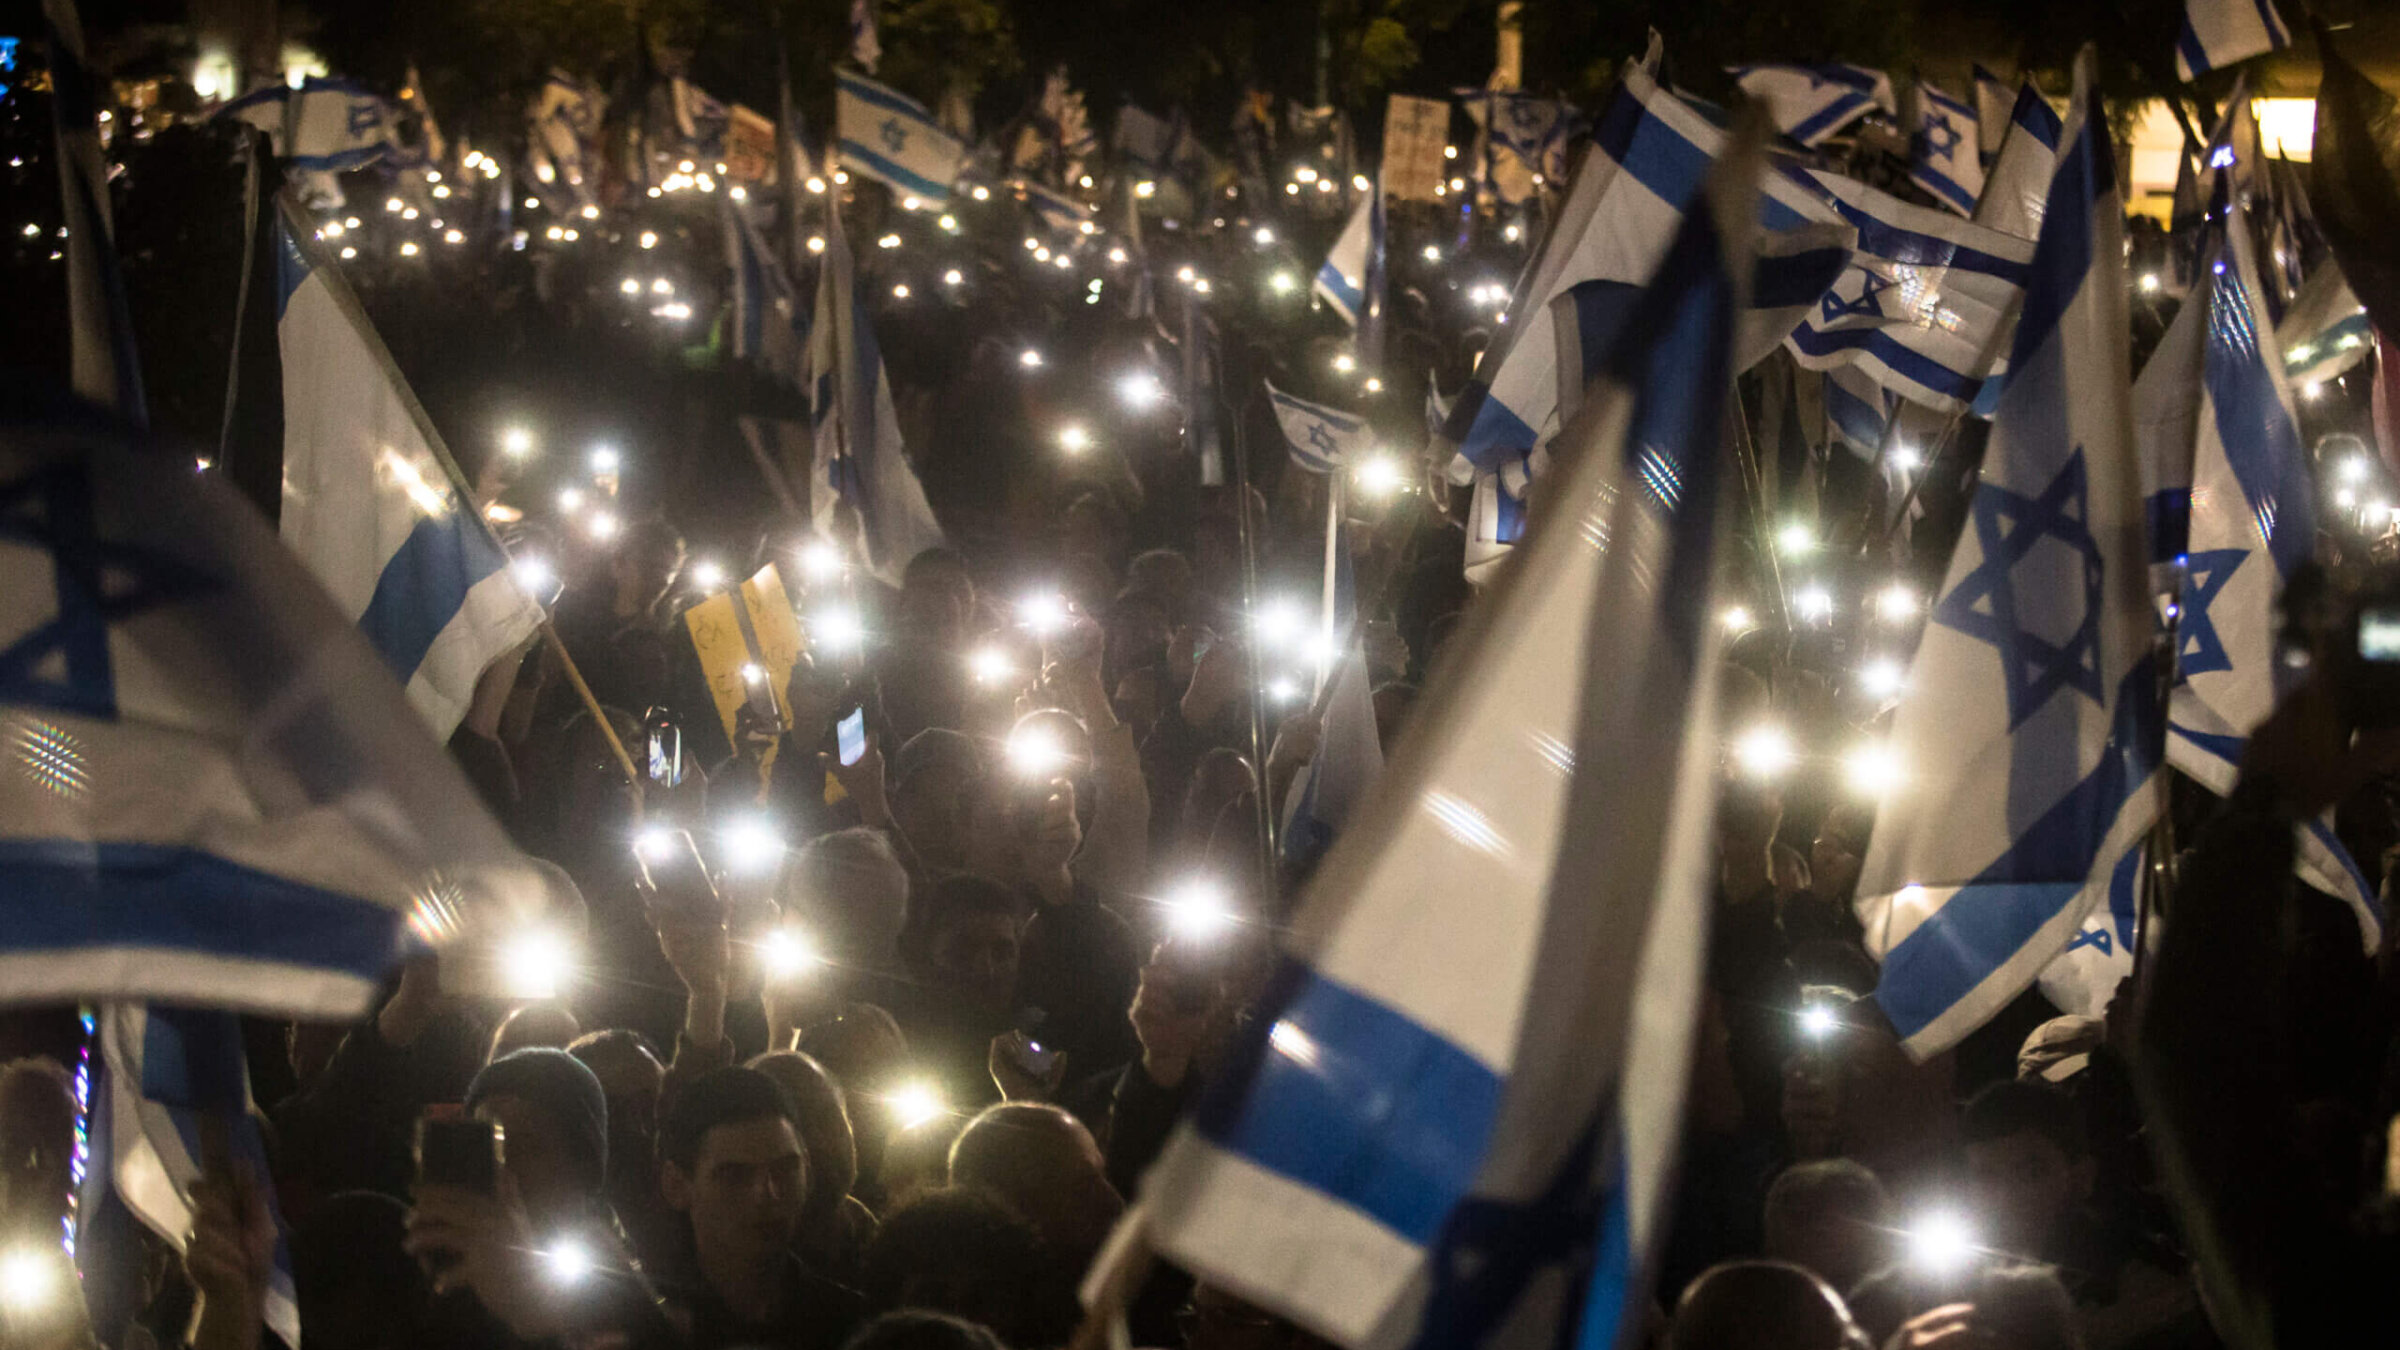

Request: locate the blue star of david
(1304, 421), (1338, 455)
(1932, 448), (2107, 729)
(879, 116), (910, 154)
(1412, 1107), (1611, 1350)
(0, 461), (221, 720)
(2064, 925), (2115, 956)
(1917, 113), (1960, 159)
(2174, 548), (2247, 681)
(1819, 267), (1893, 324)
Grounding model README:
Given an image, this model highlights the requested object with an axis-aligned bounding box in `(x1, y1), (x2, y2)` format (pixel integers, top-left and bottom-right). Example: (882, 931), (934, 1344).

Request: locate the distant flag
(835, 71), (965, 207)
(849, 0), (882, 74)
(1357, 181), (1390, 368)
(82, 1006), (298, 1347)
(527, 71), (605, 214)
(2307, 22), (2400, 348)
(2175, 0), (2292, 82)
(807, 176), (947, 583)
(1127, 116), (1760, 1348)
(1908, 80), (1984, 216)
(2157, 195), (2384, 952)
(1972, 82), (2064, 242)
(669, 76), (731, 161)
(1279, 516), (1383, 871)
(1314, 188), (1378, 326)
(1267, 383), (1369, 473)
(2276, 260), (2373, 388)
(1973, 66), (2013, 161)
(274, 204), (543, 738)
(1855, 50), (2164, 1059)
(1729, 62), (1895, 146)
(1014, 177), (1092, 233)
(220, 77), (401, 174)
(1184, 307), (1226, 486)
(724, 194), (813, 515)
(1115, 104), (1191, 178)
(1457, 90), (1579, 203)
(396, 63), (447, 169)
(2133, 254), (2203, 567)
(42, 0), (142, 424)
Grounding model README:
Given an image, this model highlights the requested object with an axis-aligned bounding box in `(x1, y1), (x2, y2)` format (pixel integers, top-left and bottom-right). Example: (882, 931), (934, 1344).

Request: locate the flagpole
(1882, 291), (2027, 544)
(1726, 385), (1790, 630)
(271, 192), (644, 803)
(216, 126), (266, 473)
(1317, 472), (1342, 698)
(1226, 385), (1281, 891)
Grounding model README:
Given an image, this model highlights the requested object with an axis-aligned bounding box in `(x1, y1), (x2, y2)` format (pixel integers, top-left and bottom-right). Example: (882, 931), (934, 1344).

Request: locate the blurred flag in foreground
(1279, 514), (1382, 872)
(275, 204), (543, 739)
(1121, 110), (1762, 1350)
(1855, 51), (2164, 1059)
(1730, 63), (1894, 145)
(1972, 83), (2064, 243)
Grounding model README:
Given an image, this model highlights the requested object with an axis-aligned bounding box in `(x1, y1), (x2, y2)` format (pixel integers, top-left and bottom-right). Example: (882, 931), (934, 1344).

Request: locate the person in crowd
(1848, 1261), (2085, 1350)
(1666, 1260), (1870, 1350)
(839, 1310), (1008, 1350)
(655, 1066), (863, 1350)
(568, 1028), (673, 1264)
(1177, 1283), (1337, 1350)
(1761, 1160), (1892, 1297)
(487, 1003), (582, 1063)
(799, 1004), (916, 1205)
(548, 516), (690, 722)
(887, 729), (987, 884)
(769, 827), (914, 1043)
(892, 875), (1024, 1109)
(750, 1050), (879, 1283)
(288, 1191), (434, 1350)
(944, 1103), (1123, 1278)
(859, 1188), (1074, 1348)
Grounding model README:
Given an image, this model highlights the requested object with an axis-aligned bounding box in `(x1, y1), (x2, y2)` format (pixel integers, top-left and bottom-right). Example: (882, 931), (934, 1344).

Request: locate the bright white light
(1503, 223), (1522, 242)
(385, 197), (404, 213)
(542, 1240), (594, 1285)
(501, 426), (535, 458)
(621, 277), (640, 295)
(1163, 878), (1236, 940)
(969, 646), (1016, 684)
(759, 927), (822, 978)
(1777, 521), (1816, 556)
(1107, 246), (1129, 264)
(588, 445), (621, 474)
(2337, 486), (2360, 509)
(1858, 657), (1908, 699)
(1176, 264), (1196, 283)
(740, 662), (765, 686)
(398, 241), (420, 257)
(2302, 380), (2324, 400)
(633, 824), (676, 864)
(1118, 370), (1166, 410)
(1033, 245), (1052, 261)
(720, 813), (786, 876)
(340, 246), (357, 260)
(943, 268), (964, 285)
(970, 184), (990, 201)
(1421, 244), (1441, 262)
(798, 539), (844, 582)
(1362, 376), (1383, 393)
(510, 555), (555, 595)
(877, 234), (902, 250)
(888, 1081), (946, 1130)
(1052, 253), (1074, 271)
(2138, 273), (2160, 294)
(586, 510), (620, 542)
(1352, 173), (1371, 191)
(812, 606), (865, 653)
(1889, 444), (1923, 472)
(1018, 591), (1069, 636)
(1270, 270), (1298, 294)
(501, 927), (575, 1000)
(1843, 742), (1906, 796)
(900, 195), (921, 211)
(1253, 225), (1275, 245)
(807, 236), (826, 254)
(1019, 348), (1044, 369)
(892, 283), (911, 299)
(1733, 725), (1796, 780)
(2341, 456), (2372, 484)
(938, 214), (958, 231)
(1906, 1212), (1979, 1275)
(807, 176), (827, 194)
(1251, 596), (1307, 649)
(1134, 180), (1157, 199)
(1006, 723), (1068, 777)
(690, 558), (726, 590)
(1721, 605), (1755, 633)
(557, 487), (585, 513)
(1798, 1004), (1839, 1040)
(1355, 453), (1406, 496)
(1266, 677), (1299, 702)
(1191, 276), (1210, 291)
(651, 277), (673, 296)
(1794, 585), (1834, 622)
(443, 228), (465, 244)
(1876, 584), (1919, 622)
(1058, 424), (1093, 454)
(1332, 353), (1357, 374)
(1, 1249), (54, 1313)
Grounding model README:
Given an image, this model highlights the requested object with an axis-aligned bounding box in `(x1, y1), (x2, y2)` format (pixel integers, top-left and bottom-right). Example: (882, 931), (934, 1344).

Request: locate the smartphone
(415, 1113), (502, 1194)
(2349, 595), (2400, 728)
(644, 706), (682, 787)
(836, 707), (868, 766)
(1004, 1010), (1062, 1080)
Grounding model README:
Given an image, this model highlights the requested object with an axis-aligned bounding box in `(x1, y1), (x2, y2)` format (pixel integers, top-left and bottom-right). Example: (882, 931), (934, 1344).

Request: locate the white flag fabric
(1973, 66), (2013, 160)
(2277, 259), (2373, 388)
(1015, 177), (1093, 233)
(2175, 0), (2292, 82)
(1315, 189), (1377, 326)
(1730, 63), (1895, 146)
(725, 193), (809, 380)
(807, 188), (947, 584)
(1268, 383), (1371, 473)
(1130, 122), (1762, 1350)
(220, 77), (399, 174)
(1972, 83), (2064, 242)
(1279, 522), (1383, 871)
(849, 0), (882, 74)
(0, 413), (566, 1015)
(527, 71), (605, 213)
(1855, 52), (2165, 1060)
(836, 71), (965, 206)
(1908, 80), (1984, 216)
(274, 209), (543, 740)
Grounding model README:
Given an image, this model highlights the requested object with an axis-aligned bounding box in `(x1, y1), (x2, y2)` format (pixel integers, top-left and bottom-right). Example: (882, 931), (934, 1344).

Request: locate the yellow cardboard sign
(684, 563), (806, 779)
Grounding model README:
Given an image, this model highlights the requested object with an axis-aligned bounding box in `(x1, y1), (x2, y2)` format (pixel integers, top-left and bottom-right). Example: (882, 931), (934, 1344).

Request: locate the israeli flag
(2036, 842), (2145, 1018)
(2277, 260), (2373, 388)
(1128, 121), (1760, 1350)
(836, 71), (965, 206)
(1279, 519), (1383, 871)
(220, 77), (398, 174)
(1854, 52), (2165, 1059)
(2175, 0), (2292, 82)
(2159, 198), (2384, 951)
(1973, 66), (2013, 161)
(1268, 383), (1370, 473)
(1908, 81), (1983, 217)
(1015, 177), (1093, 233)
(725, 194), (808, 380)
(1315, 188), (1380, 326)
(275, 210), (543, 740)
(82, 1006), (298, 1348)
(807, 183), (947, 584)
(670, 76), (731, 160)
(1730, 63), (1895, 146)
(527, 71), (604, 213)
(1972, 83), (2064, 242)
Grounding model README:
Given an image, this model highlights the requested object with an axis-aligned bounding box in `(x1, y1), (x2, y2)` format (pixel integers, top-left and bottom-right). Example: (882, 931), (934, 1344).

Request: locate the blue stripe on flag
(2175, 24), (2212, 79)
(1826, 376), (1885, 451)
(1316, 262), (1363, 316)
(2007, 107), (2105, 372)
(1788, 93), (1873, 145)
(837, 140), (953, 201)
(0, 840), (406, 976)
(274, 226), (313, 321)
(2201, 263), (2315, 579)
(1269, 391), (1366, 434)
(1784, 323), (1988, 403)
(1917, 165), (1977, 215)
(2015, 88), (2063, 150)
(2303, 818), (2382, 923)
(1194, 962), (1504, 1244)
(837, 72), (936, 121)
(356, 510), (509, 682)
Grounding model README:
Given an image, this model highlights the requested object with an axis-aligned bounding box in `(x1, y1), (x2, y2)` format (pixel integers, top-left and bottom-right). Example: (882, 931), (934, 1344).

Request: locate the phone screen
(2361, 606), (2400, 664)
(646, 714), (683, 786)
(837, 708), (868, 766)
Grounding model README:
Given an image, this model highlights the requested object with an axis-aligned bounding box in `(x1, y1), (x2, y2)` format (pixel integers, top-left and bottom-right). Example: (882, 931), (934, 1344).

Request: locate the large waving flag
(1268, 383), (1370, 473)
(1128, 111), (1763, 1350)
(275, 204), (544, 739)
(836, 71), (965, 206)
(807, 181), (947, 583)
(2175, 0), (2292, 82)
(1731, 63), (1895, 146)
(1279, 515), (1383, 871)
(1972, 83), (2064, 242)
(220, 77), (400, 174)
(1855, 51), (2164, 1059)
(1908, 80), (1983, 216)
(1314, 187), (1381, 328)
